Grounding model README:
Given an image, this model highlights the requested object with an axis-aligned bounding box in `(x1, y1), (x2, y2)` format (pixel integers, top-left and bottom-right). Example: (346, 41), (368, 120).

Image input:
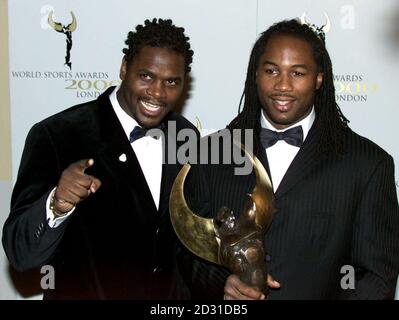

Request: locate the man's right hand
(53, 159), (102, 213)
(223, 274), (280, 300)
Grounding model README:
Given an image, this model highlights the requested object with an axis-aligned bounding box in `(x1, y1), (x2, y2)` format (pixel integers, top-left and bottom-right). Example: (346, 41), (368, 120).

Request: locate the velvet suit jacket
(2, 87), (198, 299)
(182, 124), (399, 299)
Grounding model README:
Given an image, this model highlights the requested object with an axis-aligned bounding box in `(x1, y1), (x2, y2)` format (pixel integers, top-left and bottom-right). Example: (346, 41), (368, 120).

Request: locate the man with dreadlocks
(182, 19), (399, 299)
(3, 18), (197, 299)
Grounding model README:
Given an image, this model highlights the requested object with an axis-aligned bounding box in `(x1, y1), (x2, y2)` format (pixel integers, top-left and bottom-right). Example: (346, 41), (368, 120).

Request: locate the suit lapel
(158, 163), (177, 217)
(274, 124), (322, 198)
(254, 126), (272, 181)
(96, 88), (158, 214)
(157, 114), (186, 216)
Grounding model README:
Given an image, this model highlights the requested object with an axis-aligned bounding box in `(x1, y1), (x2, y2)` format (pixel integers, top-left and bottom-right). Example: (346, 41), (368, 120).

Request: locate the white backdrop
(3, 0), (399, 299)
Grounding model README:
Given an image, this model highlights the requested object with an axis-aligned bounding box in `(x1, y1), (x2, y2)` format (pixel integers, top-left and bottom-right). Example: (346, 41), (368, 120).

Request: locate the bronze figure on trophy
(169, 146), (274, 296)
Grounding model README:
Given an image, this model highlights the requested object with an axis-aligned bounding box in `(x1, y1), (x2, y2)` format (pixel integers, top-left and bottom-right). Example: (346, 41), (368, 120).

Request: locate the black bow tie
(129, 124), (165, 143)
(260, 125), (303, 148)
(129, 126), (148, 143)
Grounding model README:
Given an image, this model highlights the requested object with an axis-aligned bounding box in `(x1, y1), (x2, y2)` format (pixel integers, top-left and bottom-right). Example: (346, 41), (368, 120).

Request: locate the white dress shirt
(109, 86), (163, 209)
(47, 86), (163, 227)
(260, 108), (315, 192)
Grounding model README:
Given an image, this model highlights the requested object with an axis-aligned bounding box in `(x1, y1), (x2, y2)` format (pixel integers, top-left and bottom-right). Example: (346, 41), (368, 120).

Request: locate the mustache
(140, 98), (167, 107)
(270, 93), (296, 98)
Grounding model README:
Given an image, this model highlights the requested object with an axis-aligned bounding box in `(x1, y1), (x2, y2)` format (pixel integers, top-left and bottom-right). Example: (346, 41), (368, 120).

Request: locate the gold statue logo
(300, 12), (331, 43)
(48, 10), (77, 70)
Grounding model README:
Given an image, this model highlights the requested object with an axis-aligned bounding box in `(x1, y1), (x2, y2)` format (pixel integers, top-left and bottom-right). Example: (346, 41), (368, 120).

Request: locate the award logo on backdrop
(301, 12), (378, 104)
(334, 74), (378, 103)
(10, 6), (121, 100)
(300, 12), (331, 37)
(48, 10), (77, 70)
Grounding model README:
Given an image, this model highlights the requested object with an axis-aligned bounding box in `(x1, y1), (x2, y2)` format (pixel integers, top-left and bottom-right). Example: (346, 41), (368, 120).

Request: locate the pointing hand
(53, 159), (102, 213)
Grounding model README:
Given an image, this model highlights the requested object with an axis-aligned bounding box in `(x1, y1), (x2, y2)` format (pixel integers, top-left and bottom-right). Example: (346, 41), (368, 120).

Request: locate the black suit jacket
(182, 123), (399, 299)
(2, 87), (198, 299)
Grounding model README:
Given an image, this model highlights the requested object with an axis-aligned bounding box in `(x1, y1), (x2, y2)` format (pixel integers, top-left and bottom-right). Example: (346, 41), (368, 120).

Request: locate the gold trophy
(169, 146), (274, 296)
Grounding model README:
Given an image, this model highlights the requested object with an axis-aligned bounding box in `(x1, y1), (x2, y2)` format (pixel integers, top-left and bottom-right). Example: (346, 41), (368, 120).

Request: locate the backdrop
(2, 0), (398, 299)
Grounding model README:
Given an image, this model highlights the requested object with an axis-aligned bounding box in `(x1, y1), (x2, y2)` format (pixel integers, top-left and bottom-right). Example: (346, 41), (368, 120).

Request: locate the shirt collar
(260, 107), (315, 141)
(109, 86), (139, 140)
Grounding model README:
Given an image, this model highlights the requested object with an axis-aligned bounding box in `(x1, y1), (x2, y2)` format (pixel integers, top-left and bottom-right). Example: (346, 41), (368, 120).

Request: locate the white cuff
(46, 187), (75, 228)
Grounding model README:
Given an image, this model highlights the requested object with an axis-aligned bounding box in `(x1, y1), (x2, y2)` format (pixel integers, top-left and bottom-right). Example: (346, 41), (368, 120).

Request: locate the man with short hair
(3, 18), (197, 299)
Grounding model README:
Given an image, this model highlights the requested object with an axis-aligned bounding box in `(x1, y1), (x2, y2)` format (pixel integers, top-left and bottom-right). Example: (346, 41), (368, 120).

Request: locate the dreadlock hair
(122, 18), (193, 73)
(228, 19), (349, 156)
